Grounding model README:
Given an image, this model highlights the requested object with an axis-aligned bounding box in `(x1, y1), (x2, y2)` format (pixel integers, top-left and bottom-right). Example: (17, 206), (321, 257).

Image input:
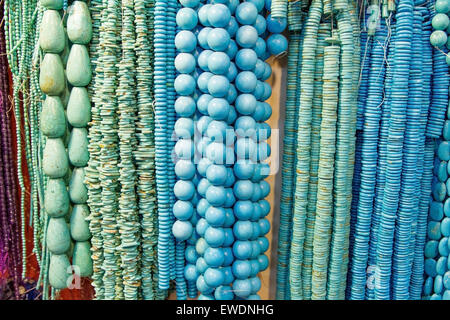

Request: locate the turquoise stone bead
(67, 87), (91, 127)
(439, 237), (449, 256)
(70, 204), (91, 241)
(432, 13), (450, 31)
(45, 178), (70, 218)
(66, 240), (74, 259)
(429, 221), (442, 240)
(442, 217), (450, 237)
(430, 201), (444, 221)
(430, 30), (448, 47)
(66, 44), (92, 86)
(40, 53), (65, 96)
(425, 258), (437, 277)
(433, 181), (447, 202)
(436, 0), (450, 13)
(43, 138), (69, 178)
(67, 1), (93, 44)
(69, 167), (88, 204)
(435, 275), (444, 293)
(41, 0), (64, 9)
(49, 254), (70, 289)
(438, 161), (448, 182)
(40, 10), (65, 53)
(47, 217), (71, 254)
(60, 32), (70, 67)
(40, 96), (66, 138)
(437, 256), (448, 275)
(72, 241), (93, 277)
(424, 277), (433, 295)
(68, 127), (89, 167)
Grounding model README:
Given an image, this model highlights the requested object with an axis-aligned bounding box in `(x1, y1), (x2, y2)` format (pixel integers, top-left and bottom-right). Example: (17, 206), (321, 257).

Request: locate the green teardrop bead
(60, 79), (70, 108)
(41, 0), (63, 10)
(47, 217), (71, 254)
(67, 1), (93, 44)
(40, 10), (65, 53)
(68, 127), (89, 167)
(41, 96), (66, 138)
(66, 44), (92, 87)
(60, 30), (70, 67)
(72, 241), (93, 277)
(40, 53), (65, 96)
(67, 87), (91, 127)
(49, 254), (70, 289)
(69, 167), (88, 204)
(45, 178), (69, 218)
(66, 240), (75, 259)
(43, 138), (69, 178)
(70, 204), (91, 241)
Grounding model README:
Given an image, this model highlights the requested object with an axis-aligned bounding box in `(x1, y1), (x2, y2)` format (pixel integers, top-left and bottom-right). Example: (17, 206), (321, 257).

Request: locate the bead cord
(289, 0), (322, 300)
(276, 31), (300, 300)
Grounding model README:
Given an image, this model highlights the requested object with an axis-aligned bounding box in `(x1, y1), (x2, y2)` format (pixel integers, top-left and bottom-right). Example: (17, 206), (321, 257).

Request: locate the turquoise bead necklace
(66, 0), (94, 286)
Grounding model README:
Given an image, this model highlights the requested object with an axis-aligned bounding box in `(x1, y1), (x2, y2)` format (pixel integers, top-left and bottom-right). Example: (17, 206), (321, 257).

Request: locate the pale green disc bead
(69, 167), (88, 204)
(43, 138), (69, 178)
(67, 87), (91, 127)
(66, 44), (92, 87)
(66, 240), (75, 259)
(432, 13), (450, 31)
(49, 254), (71, 289)
(68, 127), (89, 167)
(40, 53), (65, 95)
(47, 217), (71, 254)
(40, 10), (65, 53)
(72, 241), (93, 277)
(430, 30), (448, 47)
(41, 96), (66, 138)
(70, 204), (91, 241)
(67, 1), (93, 44)
(45, 178), (70, 218)
(436, 0), (450, 13)
(41, 0), (64, 9)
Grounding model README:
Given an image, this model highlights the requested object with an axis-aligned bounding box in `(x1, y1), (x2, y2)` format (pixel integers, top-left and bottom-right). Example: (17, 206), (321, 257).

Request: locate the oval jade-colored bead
(39, 10), (65, 53)
(66, 44), (92, 86)
(68, 127), (89, 167)
(67, 87), (91, 127)
(40, 53), (65, 95)
(67, 1), (93, 44)
(44, 178), (70, 218)
(41, 96), (66, 138)
(46, 217), (71, 254)
(41, 0), (64, 9)
(43, 138), (69, 178)
(70, 204), (91, 241)
(72, 241), (93, 277)
(49, 254), (70, 289)
(69, 167), (88, 204)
